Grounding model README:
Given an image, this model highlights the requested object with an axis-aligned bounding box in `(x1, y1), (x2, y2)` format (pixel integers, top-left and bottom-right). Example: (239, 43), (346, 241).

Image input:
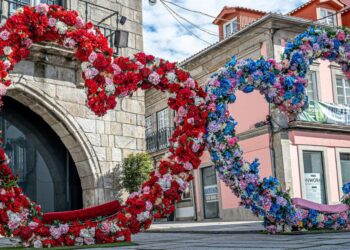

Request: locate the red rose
(20, 227), (33, 240)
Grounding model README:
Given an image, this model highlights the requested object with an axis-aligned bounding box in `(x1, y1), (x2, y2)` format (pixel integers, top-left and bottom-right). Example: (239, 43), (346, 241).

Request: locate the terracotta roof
(341, 0), (350, 6)
(180, 13), (321, 66)
(213, 6), (266, 24)
(288, 0), (346, 15)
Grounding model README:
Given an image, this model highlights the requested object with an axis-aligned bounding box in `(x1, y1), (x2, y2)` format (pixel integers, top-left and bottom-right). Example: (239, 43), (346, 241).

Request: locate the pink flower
(84, 67), (99, 79)
(24, 39), (33, 48)
(100, 222), (111, 234)
(227, 137), (238, 146)
(184, 162), (193, 170)
(48, 18), (56, 27)
(143, 186), (151, 194)
(88, 52), (97, 63)
(337, 31), (345, 41)
(60, 224), (69, 234)
(145, 201), (153, 211)
(208, 102), (216, 111)
(84, 237), (95, 245)
(192, 143), (200, 152)
(50, 226), (62, 239)
(0, 30), (9, 41)
(35, 3), (49, 14)
(187, 117), (195, 124)
(184, 78), (195, 89)
(75, 16), (85, 28)
(28, 221), (39, 230)
(148, 72), (160, 85)
(177, 106), (187, 117)
(112, 63), (121, 75)
(266, 225), (277, 234)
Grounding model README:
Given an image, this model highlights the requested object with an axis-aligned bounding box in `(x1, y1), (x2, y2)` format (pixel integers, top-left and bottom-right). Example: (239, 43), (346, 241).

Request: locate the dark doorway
(0, 96), (83, 212)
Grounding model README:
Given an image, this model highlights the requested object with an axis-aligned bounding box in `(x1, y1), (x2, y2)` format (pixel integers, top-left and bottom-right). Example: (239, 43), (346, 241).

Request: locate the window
(224, 17), (239, 38)
(157, 108), (169, 131)
(340, 153), (350, 185)
(224, 23), (231, 38)
(231, 18), (238, 33)
(319, 8), (337, 26)
(145, 116), (152, 136)
(10, 0), (63, 14)
(336, 76), (350, 105)
(181, 183), (192, 200)
(201, 166), (219, 219)
(302, 151), (327, 204)
(306, 71), (318, 102)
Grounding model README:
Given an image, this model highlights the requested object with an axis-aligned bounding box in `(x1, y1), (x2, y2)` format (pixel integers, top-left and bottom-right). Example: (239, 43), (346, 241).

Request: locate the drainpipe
(191, 174), (198, 221)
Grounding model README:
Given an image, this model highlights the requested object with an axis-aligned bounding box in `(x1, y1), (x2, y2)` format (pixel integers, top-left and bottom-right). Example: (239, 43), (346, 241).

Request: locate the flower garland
(205, 26), (350, 233)
(0, 4), (207, 248)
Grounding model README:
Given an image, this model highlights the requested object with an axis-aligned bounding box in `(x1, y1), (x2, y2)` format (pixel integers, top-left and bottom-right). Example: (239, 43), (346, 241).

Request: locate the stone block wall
(4, 0), (144, 207)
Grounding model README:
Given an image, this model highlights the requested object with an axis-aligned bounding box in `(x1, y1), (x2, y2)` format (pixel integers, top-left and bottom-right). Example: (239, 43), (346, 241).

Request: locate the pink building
(145, 0), (350, 221)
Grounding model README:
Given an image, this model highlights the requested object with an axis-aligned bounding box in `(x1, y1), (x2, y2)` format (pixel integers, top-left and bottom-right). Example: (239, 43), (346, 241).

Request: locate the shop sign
(304, 173), (322, 204)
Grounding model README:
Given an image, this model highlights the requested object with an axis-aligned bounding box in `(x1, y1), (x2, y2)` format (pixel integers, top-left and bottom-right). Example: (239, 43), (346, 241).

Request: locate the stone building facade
(1, 0), (144, 211)
(145, 1), (350, 221)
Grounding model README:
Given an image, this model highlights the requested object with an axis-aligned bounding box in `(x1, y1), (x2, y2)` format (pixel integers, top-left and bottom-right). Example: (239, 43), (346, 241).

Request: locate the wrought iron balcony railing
(0, 0), (119, 53)
(146, 127), (173, 153)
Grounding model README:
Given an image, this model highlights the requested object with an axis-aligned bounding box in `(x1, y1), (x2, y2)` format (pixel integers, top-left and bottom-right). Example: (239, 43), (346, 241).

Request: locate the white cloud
(142, 0), (308, 62)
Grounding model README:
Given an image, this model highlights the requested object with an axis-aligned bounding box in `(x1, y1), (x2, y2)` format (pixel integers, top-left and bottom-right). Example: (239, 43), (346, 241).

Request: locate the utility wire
(160, 1), (213, 45)
(161, 1), (218, 36)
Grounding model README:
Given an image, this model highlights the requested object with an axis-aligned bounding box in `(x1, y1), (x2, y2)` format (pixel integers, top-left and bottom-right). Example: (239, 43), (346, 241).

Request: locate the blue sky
(142, 0), (308, 62)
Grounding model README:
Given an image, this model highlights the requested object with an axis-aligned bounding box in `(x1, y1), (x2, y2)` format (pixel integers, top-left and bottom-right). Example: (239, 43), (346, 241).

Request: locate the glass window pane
(145, 116), (152, 135)
(338, 96), (345, 104)
(157, 108), (169, 130)
(225, 23), (231, 37)
(232, 19), (238, 33)
(202, 166), (219, 219)
(303, 151), (327, 204)
(306, 71), (318, 101)
(341, 153), (350, 185)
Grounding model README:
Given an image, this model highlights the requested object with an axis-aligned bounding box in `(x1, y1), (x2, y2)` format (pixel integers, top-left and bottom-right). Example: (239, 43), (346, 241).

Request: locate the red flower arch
(0, 4), (207, 248)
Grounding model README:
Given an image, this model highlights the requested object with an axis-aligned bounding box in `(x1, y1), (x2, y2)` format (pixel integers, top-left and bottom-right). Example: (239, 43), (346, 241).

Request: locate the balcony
(146, 127), (173, 153)
(0, 0), (120, 53)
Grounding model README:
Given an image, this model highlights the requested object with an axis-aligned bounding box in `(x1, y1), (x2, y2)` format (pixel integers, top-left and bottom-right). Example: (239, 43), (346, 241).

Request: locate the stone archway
(6, 82), (106, 207)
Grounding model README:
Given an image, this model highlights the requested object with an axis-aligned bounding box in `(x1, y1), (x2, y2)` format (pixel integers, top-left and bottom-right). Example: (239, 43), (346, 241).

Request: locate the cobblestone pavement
(114, 231), (350, 250)
(3, 222), (350, 249)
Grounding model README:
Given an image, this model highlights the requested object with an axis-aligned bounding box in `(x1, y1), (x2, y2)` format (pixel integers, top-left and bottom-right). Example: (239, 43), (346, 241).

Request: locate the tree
(122, 153), (153, 193)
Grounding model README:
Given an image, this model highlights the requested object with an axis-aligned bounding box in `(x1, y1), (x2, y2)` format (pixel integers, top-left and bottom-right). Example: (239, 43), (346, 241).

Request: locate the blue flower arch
(205, 26), (350, 233)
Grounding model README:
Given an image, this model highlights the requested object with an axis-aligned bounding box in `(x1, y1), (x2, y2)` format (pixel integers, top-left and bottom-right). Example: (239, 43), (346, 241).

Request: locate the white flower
(0, 202), (4, 209)
(166, 72), (176, 82)
(105, 83), (115, 95)
(74, 237), (84, 246)
(157, 174), (172, 191)
(15, 7), (24, 14)
(79, 228), (91, 238)
(33, 240), (42, 249)
(137, 211), (150, 222)
(242, 162), (250, 172)
(81, 62), (90, 71)
(55, 21), (68, 35)
(7, 211), (21, 230)
(3, 46), (12, 55)
(110, 222), (120, 233)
